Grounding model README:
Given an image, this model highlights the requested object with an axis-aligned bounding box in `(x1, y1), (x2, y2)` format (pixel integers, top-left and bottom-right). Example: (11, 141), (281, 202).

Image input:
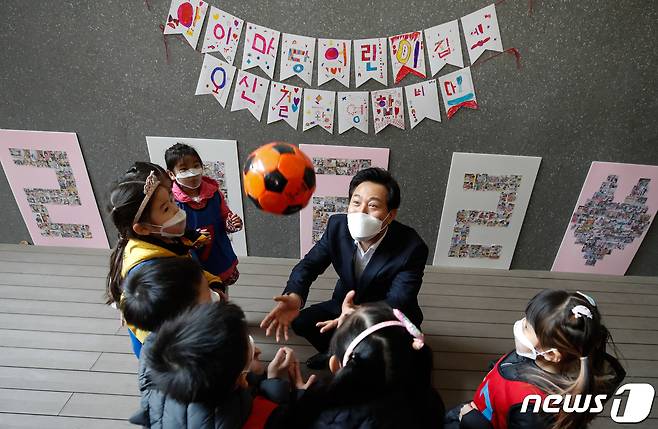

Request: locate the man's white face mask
(347, 212), (391, 241)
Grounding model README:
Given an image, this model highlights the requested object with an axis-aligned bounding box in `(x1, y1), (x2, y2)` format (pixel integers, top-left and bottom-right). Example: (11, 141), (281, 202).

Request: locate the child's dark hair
(348, 167), (401, 210)
(120, 257), (204, 332)
(146, 302), (249, 405)
(525, 289), (623, 429)
(164, 143), (202, 171)
(105, 162), (169, 305)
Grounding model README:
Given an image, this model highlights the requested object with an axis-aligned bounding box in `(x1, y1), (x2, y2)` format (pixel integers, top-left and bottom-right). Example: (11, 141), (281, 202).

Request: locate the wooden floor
(0, 243), (656, 428)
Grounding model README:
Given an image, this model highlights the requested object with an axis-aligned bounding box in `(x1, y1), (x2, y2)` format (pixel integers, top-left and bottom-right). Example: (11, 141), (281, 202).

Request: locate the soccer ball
(243, 142), (316, 215)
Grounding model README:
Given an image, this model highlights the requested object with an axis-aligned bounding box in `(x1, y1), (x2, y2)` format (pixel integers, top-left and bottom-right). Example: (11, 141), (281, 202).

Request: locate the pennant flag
(303, 89), (336, 133)
(241, 23), (280, 79)
(371, 88), (405, 133)
(317, 39), (351, 87)
(164, 0), (209, 49)
(230, 70), (270, 121)
(353, 38), (388, 87)
(280, 34), (315, 86)
(201, 6), (243, 64)
(405, 80), (441, 129)
(337, 92), (369, 134)
(461, 4), (503, 64)
(195, 54), (237, 107)
(424, 20), (464, 76)
(388, 31), (427, 84)
(267, 82), (303, 129)
(438, 67), (478, 119)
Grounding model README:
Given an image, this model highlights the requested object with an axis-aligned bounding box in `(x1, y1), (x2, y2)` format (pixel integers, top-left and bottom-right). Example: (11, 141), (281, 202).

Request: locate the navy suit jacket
(284, 213), (428, 326)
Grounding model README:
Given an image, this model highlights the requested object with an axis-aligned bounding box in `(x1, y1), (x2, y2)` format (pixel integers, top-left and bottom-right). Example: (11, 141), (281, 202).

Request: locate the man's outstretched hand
(260, 293), (302, 342)
(315, 290), (358, 334)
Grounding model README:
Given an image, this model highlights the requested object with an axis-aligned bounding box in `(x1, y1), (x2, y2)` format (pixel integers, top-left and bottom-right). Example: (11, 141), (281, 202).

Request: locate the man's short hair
(348, 167), (401, 210)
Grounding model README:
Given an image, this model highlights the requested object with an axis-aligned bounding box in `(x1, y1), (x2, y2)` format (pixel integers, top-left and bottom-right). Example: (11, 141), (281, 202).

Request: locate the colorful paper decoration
(433, 153), (542, 269)
(371, 88), (405, 133)
(241, 23), (280, 79)
(388, 31), (427, 84)
(267, 82), (303, 129)
(404, 80), (441, 129)
(424, 20), (464, 76)
(438, 67), (478, 119)
(0, 130), (109, 248)
(461, 3), (503, 65)
(195, 54), (237, 107)
(164, 0), (209, 49)
(317, 39), (351, 87)
(230, 70), (270, 121)
(200, 6), (243, 64)
(353, 38), (388, 87)
(337, 92), (369, 134)
(552, 162), (658, 275)
(302, 89), (336, 133)
(280, 33), (315, 86)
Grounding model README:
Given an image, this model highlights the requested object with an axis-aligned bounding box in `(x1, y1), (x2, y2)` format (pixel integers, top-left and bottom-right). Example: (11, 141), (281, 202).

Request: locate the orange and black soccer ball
(243, 142), (316, 215)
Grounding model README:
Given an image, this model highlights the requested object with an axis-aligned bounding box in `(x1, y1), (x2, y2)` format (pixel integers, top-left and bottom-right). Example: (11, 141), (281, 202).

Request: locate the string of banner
(160, 0), (521, 134)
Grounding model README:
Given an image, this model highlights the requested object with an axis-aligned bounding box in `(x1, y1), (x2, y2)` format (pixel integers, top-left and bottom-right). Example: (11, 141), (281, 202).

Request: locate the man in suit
(260, 167), (428, 369)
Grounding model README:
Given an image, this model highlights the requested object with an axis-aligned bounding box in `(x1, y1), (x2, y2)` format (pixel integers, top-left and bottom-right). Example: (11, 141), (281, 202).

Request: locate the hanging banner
(267, 82), (303, 129)
(371, 88), (405, 133)
(241, 23), (280, 79)
(461, 3), (503, 65)
(424, 20), (464, 76)
(230, 70), (270, 121)
(164, 0), (209, 49)
(317, 39), (351, 87)
(200, 6), (243, 64)
(280, 33), (315, 86)
(438, 67), (478, 119)
(388, 31), (427, 84)
(337, 92), (369, 134)
(353, 38), (388, 87)
(404, 80), (441, 129)
(195, 54), (237, 107)
(303, 89), (336, 133)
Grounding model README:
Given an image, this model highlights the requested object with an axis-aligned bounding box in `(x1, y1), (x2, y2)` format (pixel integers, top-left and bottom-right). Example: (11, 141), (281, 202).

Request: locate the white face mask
(347, 212), (390, 241)
(147, 208), (187, 237)
(513, 318), (556, 360)
(175, 168), (203, 189)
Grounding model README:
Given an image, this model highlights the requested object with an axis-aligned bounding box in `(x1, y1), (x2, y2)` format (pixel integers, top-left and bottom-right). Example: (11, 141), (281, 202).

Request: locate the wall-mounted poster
(0, 130), (108, 248)
(552, 162), (658, 275)
(298, 144), (389, 257)
(433, 152), (541, 269)
(145, 136), (247, 256)
(163, 0), (209, 49)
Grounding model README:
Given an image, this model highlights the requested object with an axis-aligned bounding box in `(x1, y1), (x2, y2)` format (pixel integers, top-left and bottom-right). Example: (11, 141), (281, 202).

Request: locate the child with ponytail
(446, 289), (626, 429)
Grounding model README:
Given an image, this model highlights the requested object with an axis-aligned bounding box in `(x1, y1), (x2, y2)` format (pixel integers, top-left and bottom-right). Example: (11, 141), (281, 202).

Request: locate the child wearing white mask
(165, 143), (243, 293)
(444, 289), (625, 429)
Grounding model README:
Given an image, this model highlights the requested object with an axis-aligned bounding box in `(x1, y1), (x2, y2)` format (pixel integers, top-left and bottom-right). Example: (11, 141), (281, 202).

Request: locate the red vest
(471, 355), (546, 429)
(242, 396), (278, 429)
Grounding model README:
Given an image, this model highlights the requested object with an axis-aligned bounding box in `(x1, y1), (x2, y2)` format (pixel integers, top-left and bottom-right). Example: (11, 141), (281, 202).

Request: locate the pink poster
(0, 130), (108, 248)
(552, 162), (658, 275)
(298, 144), (389, 257)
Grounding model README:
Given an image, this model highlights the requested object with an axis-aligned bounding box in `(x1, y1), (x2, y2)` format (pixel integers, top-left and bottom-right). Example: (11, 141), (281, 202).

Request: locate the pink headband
(342, 308), (425, 367)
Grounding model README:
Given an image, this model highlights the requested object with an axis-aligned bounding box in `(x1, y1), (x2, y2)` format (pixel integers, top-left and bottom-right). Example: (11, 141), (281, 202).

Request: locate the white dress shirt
(353, 230), (387, 281)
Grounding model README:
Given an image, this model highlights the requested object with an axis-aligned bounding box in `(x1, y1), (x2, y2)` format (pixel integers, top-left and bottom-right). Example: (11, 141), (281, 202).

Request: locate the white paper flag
(280, 34), (315, 86)
(200, 7), (243, 64)
(424, 20), (464, 76)
(404, 80), (441, 129)
(371, 88), (405, 133)
(164, 0), (209, 49)
(461, 4), (503, 65)
(303, 89), (336, 133)
(267, 82), (303, 129)
(231, 70), (270, 121)
(438, 67), (478, 119)
(353, 38), (388, 87)
(241, 23), (280, 79)
(195, 54), (237, 107)
(388, 31), (427, 84)
(317, 39), (351, 87)
(337, 92), (369, 134)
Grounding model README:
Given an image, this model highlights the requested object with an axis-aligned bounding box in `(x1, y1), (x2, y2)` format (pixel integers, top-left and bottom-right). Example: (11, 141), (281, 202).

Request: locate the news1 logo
(520, 383), (655, 423)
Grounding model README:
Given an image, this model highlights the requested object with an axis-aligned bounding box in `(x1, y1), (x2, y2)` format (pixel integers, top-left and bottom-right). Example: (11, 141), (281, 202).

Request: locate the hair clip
(576, 291), (597, 307)
(572, 305), (593, 320)
(133, 171), (161, 225)
(393, 308), (425, 350)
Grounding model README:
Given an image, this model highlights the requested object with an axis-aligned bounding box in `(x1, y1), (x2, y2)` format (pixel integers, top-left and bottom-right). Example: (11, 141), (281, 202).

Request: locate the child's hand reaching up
(226, 212), (243, 233)
(268, 347), (295, 379)
(289, 357), (317, 390)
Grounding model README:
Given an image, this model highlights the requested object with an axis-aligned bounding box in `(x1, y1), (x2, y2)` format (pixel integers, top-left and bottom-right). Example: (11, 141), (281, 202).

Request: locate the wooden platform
(0, 243), (656, 428)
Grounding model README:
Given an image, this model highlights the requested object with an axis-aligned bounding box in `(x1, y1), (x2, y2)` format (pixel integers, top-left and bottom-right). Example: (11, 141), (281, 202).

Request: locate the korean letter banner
(439, 67), (478, 119)
(388, 31), (427, 84)
(267, 82), (303, 129)
(164, 0), (209, 49)
(424, 20), (464, 76)
(201, 6), (243, 64)
(461, 3), (503, 64)
(195, 54), (237, 107)
(371, 88), (405, 133)
(241, 23), (280, 79)
(337, 92), (369, 134)
(303, 89), (336, 133)
(231, 70), (270, 121)
(317, 39), (351, 87)
(405, 80), (441, 129)
(353, 38), (388, 87)
(280, 33), (315, 86)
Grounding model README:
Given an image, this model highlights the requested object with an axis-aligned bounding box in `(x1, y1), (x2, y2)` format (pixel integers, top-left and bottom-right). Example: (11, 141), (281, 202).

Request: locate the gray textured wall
(1, 0), (656, 275)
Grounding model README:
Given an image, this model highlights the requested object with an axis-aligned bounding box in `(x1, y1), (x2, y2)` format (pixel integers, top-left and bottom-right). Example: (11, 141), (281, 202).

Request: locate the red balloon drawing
(177, 2), (194, 28)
